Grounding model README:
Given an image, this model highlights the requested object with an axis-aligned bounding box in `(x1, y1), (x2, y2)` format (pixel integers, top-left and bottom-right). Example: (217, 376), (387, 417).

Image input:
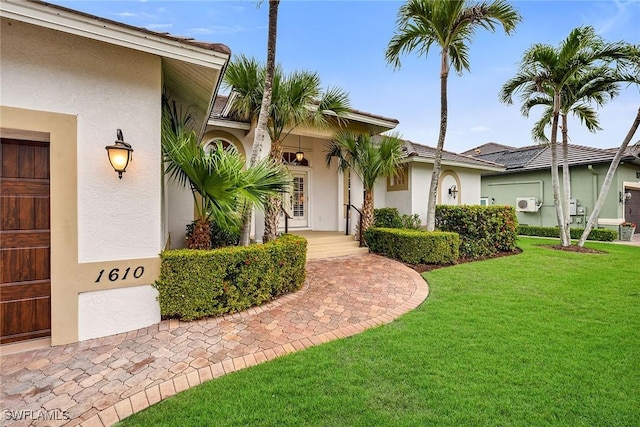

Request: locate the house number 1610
(95, 266), (144, 283)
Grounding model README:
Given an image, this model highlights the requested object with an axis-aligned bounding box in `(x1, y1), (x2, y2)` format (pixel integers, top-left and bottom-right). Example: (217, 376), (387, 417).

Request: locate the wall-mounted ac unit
(516, 197), (538, 212)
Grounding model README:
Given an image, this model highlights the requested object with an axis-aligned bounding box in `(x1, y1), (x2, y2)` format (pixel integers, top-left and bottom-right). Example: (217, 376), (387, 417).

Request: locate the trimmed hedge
(365, 227), (459, 265)
(435, 205), (518, 259)
(518, 225), (617, 242)
(373, 208), (403, 228)
(154, 234), (307, 321)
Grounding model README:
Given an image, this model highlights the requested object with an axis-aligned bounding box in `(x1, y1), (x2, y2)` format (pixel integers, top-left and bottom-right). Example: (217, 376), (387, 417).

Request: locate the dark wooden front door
(625, 188), (640, 234)
(0, 137), (51, 344)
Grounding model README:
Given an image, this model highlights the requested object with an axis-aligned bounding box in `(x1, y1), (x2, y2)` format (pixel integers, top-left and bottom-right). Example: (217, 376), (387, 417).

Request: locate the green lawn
(119, 237), (640, 426)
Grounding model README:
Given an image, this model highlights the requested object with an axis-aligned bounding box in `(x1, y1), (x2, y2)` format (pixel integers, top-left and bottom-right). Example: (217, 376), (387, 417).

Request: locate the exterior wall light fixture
(105, 129), (133, 179)
(295, 136), (304, 163)
(620, 191), (632, 204)
(448, 184), (458, 199)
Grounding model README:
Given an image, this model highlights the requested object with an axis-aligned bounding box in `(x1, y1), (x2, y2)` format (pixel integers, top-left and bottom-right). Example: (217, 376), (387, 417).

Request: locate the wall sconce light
(105, 129), (133, 179)
(620, 191), (632, 204)
(295, 136), (304, 163)
(448, 185), (458, 199)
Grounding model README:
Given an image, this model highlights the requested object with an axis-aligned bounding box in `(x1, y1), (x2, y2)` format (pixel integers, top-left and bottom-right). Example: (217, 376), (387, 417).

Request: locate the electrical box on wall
(569, 199), (578, 215)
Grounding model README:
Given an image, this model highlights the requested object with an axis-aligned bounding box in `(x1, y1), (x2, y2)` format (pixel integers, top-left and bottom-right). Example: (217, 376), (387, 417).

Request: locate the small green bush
(365, 227), (459, 265)
(373, 208), (421, 230)
(373, 208), (403, 228)
(154, 234), (307, 321)
(401, 214), (422, 230)
(435, 205), (518, 259)
(185, 220), (240, 249)
(518, 225), (616, 242)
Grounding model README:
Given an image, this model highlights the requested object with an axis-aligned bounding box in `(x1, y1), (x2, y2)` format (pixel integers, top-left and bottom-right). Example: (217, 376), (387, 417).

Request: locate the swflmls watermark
(4, 409), (70, 421)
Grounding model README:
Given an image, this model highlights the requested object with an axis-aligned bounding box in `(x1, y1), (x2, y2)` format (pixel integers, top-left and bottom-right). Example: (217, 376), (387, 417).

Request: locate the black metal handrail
(345, 204), (364, 246)
(281, 205), (292, 234)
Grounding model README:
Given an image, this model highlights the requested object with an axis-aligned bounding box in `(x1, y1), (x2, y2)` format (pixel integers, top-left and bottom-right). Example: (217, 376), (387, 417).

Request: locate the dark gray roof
(467, 142), (640, 172)
(472, 146), (545, 169)
(461, 142), (516, 156)
(402, 140), (505, 170)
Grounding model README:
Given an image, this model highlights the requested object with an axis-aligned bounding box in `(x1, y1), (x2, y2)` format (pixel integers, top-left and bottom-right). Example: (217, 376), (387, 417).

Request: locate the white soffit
(0, 0), (228, 69)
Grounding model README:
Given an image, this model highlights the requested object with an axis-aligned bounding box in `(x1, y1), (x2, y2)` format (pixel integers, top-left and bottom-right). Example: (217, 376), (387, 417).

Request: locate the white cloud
(187, 25), (246, 36)
(113, 12), (136, 18)
(145, 23), (173, 31)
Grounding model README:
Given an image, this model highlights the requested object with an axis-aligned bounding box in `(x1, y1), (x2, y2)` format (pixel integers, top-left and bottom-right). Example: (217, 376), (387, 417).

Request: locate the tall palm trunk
(578, 106), (640, 246)
(561, 113), (571, 244)
(263, 139), (284, 243)
(239, 0), (280, 246)
(550, 93), (569, 246)
(360, 189), (375, 247)
(426, 52), (449, 232)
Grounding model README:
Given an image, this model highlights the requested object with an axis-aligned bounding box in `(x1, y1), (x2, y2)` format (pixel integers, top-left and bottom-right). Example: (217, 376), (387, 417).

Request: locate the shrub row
(435, 205), (518, 259)
(154, 234), (307, 321)
(365, 227), (459, 265)
(373, 208), (421, 230)
(518, 225), (617, 242)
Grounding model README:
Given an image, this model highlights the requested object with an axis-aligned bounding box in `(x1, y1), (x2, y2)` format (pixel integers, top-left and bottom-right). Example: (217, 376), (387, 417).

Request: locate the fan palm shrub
(161, 99), (291, 249)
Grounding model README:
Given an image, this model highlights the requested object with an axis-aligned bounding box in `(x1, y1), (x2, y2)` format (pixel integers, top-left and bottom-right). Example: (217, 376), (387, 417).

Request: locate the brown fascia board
(29, 0), (231, 55)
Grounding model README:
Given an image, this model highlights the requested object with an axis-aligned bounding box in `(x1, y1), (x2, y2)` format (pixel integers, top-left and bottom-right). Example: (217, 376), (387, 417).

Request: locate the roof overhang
(306, 105), (399, 135)
(1, 0), (230, 138)
(405, 156), (506, 173)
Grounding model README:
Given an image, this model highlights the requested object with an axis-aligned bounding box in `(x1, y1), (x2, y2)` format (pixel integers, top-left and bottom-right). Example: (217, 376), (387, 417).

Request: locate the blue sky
(55, 0), (639, 153)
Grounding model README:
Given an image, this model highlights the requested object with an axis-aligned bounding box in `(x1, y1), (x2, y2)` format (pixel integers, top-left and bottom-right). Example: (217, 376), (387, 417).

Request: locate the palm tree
(235, 0), (280, 247)
(578, 45), (640, 247)
(325, 131), (404, 246)
(500, 26), (637, 246)
(385, 0), (521, 231)
(161, 102), (291, 249)
(523, 67), (622, 239)
(224, 56), (351, 243)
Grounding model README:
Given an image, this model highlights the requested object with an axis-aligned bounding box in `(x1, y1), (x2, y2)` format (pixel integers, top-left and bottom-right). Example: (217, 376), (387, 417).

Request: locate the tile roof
(210, 96), (399, 126)
(468, 142), (640, 172)
(402, 140), (505, 170)
(461, 142), (516, 156)
(34, 1), (231, 55)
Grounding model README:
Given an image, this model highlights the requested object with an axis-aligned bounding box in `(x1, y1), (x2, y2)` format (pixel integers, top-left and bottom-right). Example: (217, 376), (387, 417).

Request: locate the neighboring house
(464, 142), (640, 235)
(0, 0), (230, 348)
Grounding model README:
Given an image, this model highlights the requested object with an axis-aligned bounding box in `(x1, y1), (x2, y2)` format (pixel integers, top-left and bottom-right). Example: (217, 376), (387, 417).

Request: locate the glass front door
(282, 170), (308, 228)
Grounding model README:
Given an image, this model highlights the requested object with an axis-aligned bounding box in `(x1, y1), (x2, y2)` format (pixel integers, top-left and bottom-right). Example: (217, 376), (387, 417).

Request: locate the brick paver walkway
(1, 254), (428, 427)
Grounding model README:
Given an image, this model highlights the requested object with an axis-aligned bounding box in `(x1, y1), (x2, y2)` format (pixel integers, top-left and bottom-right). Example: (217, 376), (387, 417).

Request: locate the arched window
(282, 152), (309, 167)
(204, 138), (234, 154)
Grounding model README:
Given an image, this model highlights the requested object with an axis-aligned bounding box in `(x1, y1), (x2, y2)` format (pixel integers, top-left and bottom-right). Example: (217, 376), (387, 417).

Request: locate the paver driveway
(1, 254), (428, 426)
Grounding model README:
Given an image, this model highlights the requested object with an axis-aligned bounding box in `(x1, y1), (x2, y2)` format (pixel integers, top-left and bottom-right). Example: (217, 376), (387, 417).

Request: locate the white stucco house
(0, 0), (230, 349)
(198, 98), (506, 243)
(1, 0), (503, 351)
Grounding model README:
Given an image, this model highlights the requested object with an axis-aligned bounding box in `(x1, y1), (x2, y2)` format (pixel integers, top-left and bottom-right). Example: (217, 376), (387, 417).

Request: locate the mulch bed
(405, 248), (523, 273)
(404, 243), (606, 274)
(543, 245), (606, 254)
